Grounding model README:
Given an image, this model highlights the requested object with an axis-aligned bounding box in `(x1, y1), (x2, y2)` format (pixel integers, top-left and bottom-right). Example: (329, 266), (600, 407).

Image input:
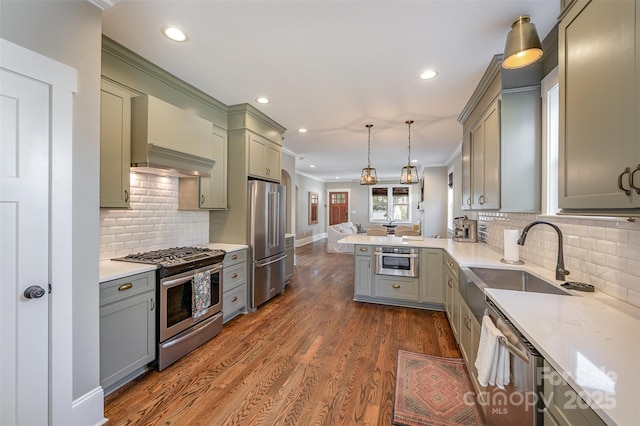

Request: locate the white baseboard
(295, 233), (327, 247)
(72, 386), (107, 426)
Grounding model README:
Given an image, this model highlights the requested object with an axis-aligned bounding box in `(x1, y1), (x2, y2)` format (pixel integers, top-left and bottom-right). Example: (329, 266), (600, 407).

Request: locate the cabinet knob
(231, 273), (238, 279)
(392, 284), (401, 289)
(630, 164), (640, 194)
(231, 296), (238, 303)
(232, 255), (238, 260)
(359, 247), (368, 252)
(618, 167), (632, 196)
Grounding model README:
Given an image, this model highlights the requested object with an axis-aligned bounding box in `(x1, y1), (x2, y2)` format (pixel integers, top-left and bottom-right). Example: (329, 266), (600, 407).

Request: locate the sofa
(327, 221), (357, 253)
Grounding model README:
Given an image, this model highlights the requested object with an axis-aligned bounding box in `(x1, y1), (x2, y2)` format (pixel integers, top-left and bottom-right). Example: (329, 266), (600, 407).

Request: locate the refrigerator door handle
(256, 254), (286, 268)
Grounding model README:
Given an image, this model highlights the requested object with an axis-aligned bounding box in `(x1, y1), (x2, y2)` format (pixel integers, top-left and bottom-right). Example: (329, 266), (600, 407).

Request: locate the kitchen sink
(467, 267), (572, 296)
(458, 266), (571, 324)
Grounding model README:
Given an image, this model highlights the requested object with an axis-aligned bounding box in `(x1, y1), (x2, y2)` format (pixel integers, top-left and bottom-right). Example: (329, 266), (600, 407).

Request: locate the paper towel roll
(504, 229), (520, 262)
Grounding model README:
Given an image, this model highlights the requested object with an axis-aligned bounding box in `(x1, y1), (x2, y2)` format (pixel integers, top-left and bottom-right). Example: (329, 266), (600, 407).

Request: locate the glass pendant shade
(400, 165), (419, 184)
(502, 15), (543, 69)
(400, 120), (419, 184)
(360, 124), (378, 185)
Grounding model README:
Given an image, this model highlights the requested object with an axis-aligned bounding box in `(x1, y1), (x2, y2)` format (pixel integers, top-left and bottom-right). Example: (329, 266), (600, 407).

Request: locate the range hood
(131, 94), (216, 177)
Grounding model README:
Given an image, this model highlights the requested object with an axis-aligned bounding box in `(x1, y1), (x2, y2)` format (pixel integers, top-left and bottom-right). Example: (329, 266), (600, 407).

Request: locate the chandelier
(360, 124), (378, 185)
(400, 120), (419, 184)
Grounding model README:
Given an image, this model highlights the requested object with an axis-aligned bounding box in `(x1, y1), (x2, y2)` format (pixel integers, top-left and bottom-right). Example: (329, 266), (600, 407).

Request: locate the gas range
(112, 246), (226, 277)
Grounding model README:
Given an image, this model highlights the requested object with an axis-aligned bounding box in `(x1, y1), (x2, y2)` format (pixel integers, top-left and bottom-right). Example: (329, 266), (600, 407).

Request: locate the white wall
(295, 173), (326, 242)
(421, 166), (448, 237)
(0, 0), (103, 420)
(281, 151), (296, 234)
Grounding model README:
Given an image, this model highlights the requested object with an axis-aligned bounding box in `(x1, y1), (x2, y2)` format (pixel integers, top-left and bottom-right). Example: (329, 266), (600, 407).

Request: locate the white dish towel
(475, 315), (510, 389)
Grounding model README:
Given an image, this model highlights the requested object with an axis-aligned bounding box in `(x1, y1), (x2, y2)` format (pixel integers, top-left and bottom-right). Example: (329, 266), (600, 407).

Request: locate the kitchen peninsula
(338, 235), (640, 426)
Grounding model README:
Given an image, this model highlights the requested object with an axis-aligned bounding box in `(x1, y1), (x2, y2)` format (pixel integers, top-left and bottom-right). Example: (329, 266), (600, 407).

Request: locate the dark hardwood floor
(104, 240), (460, 425)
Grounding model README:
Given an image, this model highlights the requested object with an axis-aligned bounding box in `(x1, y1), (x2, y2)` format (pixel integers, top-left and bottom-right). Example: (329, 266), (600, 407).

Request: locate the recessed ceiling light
(412, 159), (418, 163)
(162, 26), (189, 42)
(420, 69), (438, 80)
(310, 165), (315, 168)
(298, 128), (308, 133)
(336, 176), (340, 179)
(256, 97), (271, 104)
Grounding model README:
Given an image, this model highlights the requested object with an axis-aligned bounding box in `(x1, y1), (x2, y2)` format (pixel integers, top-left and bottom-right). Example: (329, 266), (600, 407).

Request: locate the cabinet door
(420, 249), (443, 304)
(471, 100), (500, 209)
(100, 80), (132, 208)
(248, 134), (267, 178)
(559, 0), (639, 209)
(265, 143), (281, 180)
(461, 133), (472, 210)
(100, 291), (155, 390)
(199, 125), (228, 209)
(354, 255), (372, 296)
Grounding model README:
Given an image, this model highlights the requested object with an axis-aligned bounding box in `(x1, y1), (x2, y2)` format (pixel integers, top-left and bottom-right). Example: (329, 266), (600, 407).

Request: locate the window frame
(368, 184), (413, 224)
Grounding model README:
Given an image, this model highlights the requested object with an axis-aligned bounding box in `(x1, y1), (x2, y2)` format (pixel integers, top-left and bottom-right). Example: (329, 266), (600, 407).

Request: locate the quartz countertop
(338, 235), (640, 425)
(207, 243), (248, 253)
(99, 260), (157, 283)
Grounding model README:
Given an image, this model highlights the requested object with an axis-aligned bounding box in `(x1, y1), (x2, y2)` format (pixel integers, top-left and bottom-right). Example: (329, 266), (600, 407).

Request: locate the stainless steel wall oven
(374, 247), (419, 277)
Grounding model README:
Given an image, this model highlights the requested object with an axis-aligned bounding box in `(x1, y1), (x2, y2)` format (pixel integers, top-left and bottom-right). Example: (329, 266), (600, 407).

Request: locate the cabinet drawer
(355, 245), (372, 256)
(444, 253), (458, 280)
(224, 262), (247, 291)
(223, 285), (246, 320)
(100, 271), (155, 306)
(374, 276), (419, 301)
(223, 250), (246, 267)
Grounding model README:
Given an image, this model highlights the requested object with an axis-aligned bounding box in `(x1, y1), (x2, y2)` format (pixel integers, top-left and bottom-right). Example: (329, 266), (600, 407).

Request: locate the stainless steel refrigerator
(248, 180), (286, 310)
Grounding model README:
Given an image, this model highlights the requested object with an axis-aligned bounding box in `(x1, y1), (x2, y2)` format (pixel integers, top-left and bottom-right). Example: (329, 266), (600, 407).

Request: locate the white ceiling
(102, 0), (560, 182)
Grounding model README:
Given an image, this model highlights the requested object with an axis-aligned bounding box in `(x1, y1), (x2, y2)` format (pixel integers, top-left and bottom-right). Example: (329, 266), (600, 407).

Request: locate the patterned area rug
(393, 350), (485, 426)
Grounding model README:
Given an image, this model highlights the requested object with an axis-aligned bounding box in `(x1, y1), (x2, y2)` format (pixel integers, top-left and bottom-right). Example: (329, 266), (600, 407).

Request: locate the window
(541, 67), (559, 215)
(369, 185), (412, 223)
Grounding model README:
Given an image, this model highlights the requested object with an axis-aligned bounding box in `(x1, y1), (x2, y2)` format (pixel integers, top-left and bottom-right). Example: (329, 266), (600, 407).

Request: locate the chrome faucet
(517, 221), (570, 281)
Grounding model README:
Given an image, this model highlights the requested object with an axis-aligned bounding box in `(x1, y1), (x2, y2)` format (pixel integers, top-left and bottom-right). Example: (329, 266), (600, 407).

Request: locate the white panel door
(0, 68), (50, 425)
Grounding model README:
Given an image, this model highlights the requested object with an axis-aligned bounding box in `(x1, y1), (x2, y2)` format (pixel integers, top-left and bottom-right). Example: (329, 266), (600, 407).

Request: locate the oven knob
(24, 285), (46, 299)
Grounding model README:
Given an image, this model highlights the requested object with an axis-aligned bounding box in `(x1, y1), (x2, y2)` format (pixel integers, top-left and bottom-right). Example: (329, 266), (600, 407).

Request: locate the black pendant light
(502, 15), (543, 69)
(360, 124), (378, 185)
(400, 120), (419, 184)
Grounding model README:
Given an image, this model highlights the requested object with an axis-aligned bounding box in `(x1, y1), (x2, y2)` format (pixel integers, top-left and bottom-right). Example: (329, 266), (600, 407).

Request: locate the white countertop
(99, 243), (248, 283)
(339, 235), (640, 425)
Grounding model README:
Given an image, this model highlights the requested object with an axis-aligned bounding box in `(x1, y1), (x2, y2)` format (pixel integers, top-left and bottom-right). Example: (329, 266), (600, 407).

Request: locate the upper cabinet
(248, 133), (281, 181)
(100, 79), (136, 209)
(558, 0), (640, 212)
(458, 55), (542, 212)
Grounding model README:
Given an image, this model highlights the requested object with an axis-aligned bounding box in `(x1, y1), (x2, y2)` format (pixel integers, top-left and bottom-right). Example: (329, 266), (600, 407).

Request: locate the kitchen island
(338, 235), (640, 426)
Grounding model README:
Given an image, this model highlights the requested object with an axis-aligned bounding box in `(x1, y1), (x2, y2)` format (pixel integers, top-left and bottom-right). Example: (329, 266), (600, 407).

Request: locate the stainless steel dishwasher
(484, 298), (545, 426)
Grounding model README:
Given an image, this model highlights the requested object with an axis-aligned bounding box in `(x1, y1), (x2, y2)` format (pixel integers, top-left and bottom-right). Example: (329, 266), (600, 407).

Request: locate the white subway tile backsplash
(99, 173), (209, 261)
(478, 212), (640, 307)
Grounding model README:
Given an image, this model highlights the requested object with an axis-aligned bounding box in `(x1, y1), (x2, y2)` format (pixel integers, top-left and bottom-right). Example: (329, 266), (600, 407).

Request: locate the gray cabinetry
(459, 55), (542, 212)
(285, 235), (295, 282)
(248, 133), (281, 182)
(420, 248), (443, 304)
(559, 0), (640, 212)
(542, 360), (606, 426)
(99, 270), (155, 393)
(222, 249), (248, 323)
(374, 275), (420, 301)
(100, 79), (135, 209)
(459, 297), (481, 395)
(443, 252), (459, 339)
(178, 124), (228, 210)
(354, 245), (372, 297)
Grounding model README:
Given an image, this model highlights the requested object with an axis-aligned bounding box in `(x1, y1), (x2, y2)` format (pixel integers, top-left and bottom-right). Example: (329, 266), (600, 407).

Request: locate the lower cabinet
(99, 270), (156, 394)
(222, 249), (248, 323)
(443, 252), (460, 339)
(542, 360), (607, 426)
(354, 245), (373, 297)
(285, 235), (295, 282)
(459, 298), (482, 394)
(374, 275), (419, 301)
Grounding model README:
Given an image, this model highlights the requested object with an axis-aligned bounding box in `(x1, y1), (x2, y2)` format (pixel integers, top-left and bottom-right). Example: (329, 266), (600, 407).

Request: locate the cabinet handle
(392, 284), (401, 289)
(630, 164), (640, 194)
(150, 299), (155, 311)
(478, 195), (485, 205)
(231, 273), (238, 279)
(232, 255), (238, 260)
(201, 195), (205, 205)
(447, 278), (453, 288)
(465, 317), (472, 331)
(231, 296), (238, 303)
(466, 197), (472, 206)
(124, 190), (129, 202)
(447, 261), (454, 269)
(359, 247), (368, 252)
(618, 167), (632, 196)
(118, 283), (133, 291)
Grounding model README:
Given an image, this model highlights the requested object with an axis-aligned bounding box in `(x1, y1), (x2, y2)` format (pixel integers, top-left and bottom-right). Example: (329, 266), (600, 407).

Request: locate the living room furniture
(327, 222), (358, 253)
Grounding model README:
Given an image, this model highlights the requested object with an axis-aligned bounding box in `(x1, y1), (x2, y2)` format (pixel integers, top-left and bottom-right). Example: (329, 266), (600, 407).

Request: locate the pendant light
(400, 120), (419, 184)
(502, 15), (543, 69)
(360, 124), (378, 185)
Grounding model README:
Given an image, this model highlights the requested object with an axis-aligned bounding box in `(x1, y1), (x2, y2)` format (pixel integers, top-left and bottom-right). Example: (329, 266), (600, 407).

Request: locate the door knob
(24, 285), (46, 299)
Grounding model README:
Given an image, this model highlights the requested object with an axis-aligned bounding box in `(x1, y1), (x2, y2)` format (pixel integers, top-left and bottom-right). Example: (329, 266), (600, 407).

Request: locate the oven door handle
(162, 275), (194, 288)
(374, 252), (419, 258)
